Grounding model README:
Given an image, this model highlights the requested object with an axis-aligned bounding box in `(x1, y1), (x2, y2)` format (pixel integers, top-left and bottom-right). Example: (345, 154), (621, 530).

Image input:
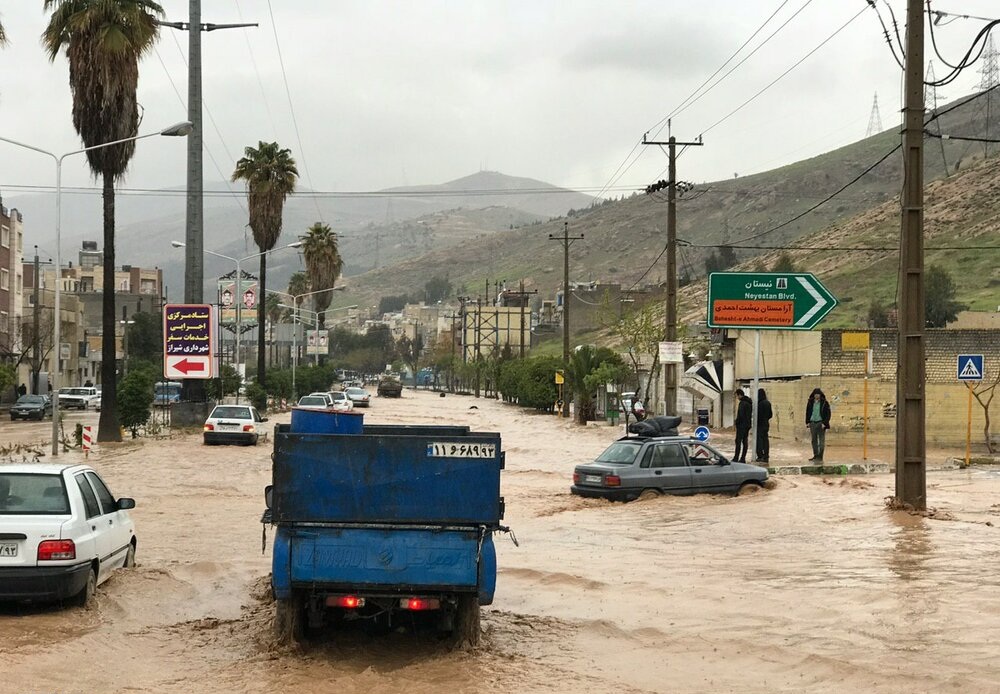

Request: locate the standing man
(755, 388), (773, 464)
(805, 388), (832, 462)
(733, 388), (753, 463)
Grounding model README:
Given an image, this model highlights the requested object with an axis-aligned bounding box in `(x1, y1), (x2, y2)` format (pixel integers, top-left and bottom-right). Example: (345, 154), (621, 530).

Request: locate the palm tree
(300, 222), (343, 332)
(232, 141), (298, 387)
(43, 0), (163, 443)
(0, 16), (8, 46)
(287, 271), (310, 308)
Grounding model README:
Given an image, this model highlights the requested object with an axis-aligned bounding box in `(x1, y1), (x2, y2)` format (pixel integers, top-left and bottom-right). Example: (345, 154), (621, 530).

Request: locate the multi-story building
(0, 200), (25, 366)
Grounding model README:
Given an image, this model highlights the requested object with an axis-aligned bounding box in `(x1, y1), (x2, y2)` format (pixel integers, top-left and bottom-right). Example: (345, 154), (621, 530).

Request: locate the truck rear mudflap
(273, 525), (497, 605)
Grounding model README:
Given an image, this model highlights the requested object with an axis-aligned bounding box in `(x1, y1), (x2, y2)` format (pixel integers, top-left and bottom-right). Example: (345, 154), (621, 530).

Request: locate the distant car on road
(203, 404), (266, 446)
(57, 386), (100, 410)
(297, 395), (331, 410)
(344, 386), (371, 408)
(571, 436), (768, 501)
(326, 391), (354, 412)
(0, 464), (137, 606)
(377, 377), (402, 398)
(10, 395), (51, 421)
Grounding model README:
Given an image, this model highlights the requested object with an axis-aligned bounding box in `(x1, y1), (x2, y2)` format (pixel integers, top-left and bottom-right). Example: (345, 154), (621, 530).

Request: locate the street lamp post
(171, 241), (302, 402)
(0, 121), (192, 456)
(267, 286), (347, 397)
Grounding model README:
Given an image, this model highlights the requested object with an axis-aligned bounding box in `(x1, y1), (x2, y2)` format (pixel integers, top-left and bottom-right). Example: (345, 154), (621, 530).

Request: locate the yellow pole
(966, 382), (973, 467)
(863, 376), (868, 461)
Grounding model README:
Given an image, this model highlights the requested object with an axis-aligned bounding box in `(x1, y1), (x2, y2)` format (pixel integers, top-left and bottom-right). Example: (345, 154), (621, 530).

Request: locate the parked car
(10, 395), (52, 421)
(344, 386), (371, 408)
(571, 436), (768, 501)
(326, 391), (355, 412)
(0, 464), (137, 606)
(57, 386), (100, 410)
(296, 395), (331, 410)
(203, 404), (266, 446)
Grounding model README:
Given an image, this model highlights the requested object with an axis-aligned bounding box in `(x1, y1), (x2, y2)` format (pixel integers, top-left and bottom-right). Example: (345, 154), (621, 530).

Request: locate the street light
(0, 120), (192, 456)
(272, 297), (356, 397)
(171, 240), (302, 401)
(119, 319), (136, 376)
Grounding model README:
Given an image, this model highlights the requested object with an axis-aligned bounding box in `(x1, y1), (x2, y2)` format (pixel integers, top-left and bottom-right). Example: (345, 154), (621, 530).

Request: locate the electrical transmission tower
(980, 35), (999, 90)
(866, 92), (884, 137)
(980, 36), (999, 156)
(923, 61), (946, 111)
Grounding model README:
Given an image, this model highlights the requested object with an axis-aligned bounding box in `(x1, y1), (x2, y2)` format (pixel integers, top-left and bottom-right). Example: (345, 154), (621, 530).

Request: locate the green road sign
(707, 272), (837, 330)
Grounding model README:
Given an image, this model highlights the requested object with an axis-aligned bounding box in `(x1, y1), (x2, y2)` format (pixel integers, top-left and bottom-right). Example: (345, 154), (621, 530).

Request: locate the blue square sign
(957, 354), (984, 382)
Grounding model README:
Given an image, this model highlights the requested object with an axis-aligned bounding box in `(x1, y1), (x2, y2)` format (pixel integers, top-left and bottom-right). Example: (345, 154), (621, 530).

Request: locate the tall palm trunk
(97, 173), (120, 441)
(257, 255), (267, 386)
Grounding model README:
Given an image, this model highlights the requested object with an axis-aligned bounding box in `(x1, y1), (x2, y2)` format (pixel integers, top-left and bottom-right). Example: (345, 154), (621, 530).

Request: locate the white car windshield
(299, 397), (326, 406)
(211, 406), (252, 419)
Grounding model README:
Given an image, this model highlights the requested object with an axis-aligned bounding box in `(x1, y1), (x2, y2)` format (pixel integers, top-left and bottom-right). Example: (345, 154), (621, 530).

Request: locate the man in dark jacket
(805, 387), (832, 462)
(733, 389), (753, 463)
(755, 388), (773, 463)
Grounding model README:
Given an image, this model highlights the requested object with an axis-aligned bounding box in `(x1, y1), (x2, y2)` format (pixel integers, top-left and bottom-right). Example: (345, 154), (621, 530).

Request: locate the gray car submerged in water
(571, 436), (768, 501)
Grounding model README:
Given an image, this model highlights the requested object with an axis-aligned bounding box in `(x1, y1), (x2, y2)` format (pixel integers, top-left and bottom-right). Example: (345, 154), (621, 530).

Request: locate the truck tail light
(604, 475), (621, 487)
(399, 597), (440, 611)
(243, 424), (255, 432)
(203, 423), (214, 431)
(37, 539), (76, 561)
(326, 595), (365, 608)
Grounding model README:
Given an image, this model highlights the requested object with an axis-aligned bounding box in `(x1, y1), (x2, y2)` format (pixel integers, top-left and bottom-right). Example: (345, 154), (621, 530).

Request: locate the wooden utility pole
(643, 128), (703, 415)
(550, 222), (583, 417)
(896, 0), (927, 508)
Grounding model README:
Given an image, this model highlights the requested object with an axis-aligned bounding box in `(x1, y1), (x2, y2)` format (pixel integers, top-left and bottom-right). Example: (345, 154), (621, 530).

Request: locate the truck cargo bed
(272, 424), (504, 525)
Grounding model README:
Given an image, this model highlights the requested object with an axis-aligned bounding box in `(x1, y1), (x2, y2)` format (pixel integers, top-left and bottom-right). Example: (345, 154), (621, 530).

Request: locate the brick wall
(756, 378), (993, 450)
(821, 329), (1000, 383)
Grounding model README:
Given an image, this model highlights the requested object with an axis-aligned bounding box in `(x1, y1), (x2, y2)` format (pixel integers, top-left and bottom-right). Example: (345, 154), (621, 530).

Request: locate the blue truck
(264, 415), (507, 645)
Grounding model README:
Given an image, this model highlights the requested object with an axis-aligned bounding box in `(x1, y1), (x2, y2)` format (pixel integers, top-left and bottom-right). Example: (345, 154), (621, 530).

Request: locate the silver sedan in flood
(571, 436), (768, 501)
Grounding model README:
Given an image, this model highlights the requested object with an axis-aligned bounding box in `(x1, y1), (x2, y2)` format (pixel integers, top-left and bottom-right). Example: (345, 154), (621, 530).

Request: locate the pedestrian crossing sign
(957, 354), (984, 381)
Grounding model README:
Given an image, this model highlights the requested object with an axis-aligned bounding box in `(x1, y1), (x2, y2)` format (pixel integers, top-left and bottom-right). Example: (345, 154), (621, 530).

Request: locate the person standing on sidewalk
(733, 389), (753, 463)
(805, 388), (831, 462)
(755, 388), (773, 463)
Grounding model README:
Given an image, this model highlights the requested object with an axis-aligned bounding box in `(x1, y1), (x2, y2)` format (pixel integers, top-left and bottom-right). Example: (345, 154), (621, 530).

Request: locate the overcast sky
(1, 0), (998, 208)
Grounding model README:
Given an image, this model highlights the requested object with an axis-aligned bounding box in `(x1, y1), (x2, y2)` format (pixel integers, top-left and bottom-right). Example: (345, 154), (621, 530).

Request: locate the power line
(592, 0), (806, 202)
(266, 0), (324, 223)
(235, 0), (279, 138)
(677, 240), (1000, 251)
(701, 4), (869, 137)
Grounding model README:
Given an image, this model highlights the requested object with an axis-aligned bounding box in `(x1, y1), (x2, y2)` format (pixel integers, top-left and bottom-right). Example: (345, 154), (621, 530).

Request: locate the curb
(768, 463), (892, 476)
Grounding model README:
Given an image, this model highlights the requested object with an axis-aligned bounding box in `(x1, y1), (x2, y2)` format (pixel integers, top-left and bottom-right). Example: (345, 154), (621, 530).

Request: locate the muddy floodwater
(2, 391), (999, 693)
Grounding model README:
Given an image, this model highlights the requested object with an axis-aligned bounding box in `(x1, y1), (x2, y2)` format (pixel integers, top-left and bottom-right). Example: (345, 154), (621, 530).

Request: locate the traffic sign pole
(966, 382), (973, 468)
(750, 330), (761, 464)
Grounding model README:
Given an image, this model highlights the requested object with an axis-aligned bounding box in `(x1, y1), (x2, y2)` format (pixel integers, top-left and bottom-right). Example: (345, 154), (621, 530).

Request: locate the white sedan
(203, 404), (266, 446)
(0, 464), (137, 606)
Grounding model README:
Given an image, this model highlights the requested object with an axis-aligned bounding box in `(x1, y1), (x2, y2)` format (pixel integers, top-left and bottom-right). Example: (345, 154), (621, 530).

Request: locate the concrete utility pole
(643, 128), (703, 416)
(549, 222), (583, 417)
(32, 247), (41, 395)
(157, 2), (256, 403)
(896, 0), (927, 508)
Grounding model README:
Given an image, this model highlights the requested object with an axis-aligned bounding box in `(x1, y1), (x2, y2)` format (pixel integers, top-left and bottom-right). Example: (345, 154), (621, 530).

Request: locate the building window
(0, 269), (8, 290)
(0, 312), (7, 333)
(1, 225), (8, 248)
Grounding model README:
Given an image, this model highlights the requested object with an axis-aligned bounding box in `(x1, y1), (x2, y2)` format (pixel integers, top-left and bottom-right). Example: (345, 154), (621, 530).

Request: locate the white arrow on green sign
(707, 272), (837, 330)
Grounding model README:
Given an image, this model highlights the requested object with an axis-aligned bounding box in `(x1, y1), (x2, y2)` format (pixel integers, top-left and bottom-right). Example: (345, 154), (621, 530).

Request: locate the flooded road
(1, 391), (999, 693)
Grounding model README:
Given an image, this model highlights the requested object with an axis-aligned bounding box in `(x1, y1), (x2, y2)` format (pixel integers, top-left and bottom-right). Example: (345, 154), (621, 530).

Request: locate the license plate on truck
(585, 475), (602, 484)
(0, 542), (17, 557)
(427, 442), (496, 458)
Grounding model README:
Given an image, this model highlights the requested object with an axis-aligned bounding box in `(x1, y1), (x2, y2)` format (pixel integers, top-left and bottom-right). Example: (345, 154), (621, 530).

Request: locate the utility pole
(32, 247), (41, 394)
(549, 222), (583, 417)
(157, 3), (256, 403)
(643, 127), (703, 416)
(896, 0), (926, 509)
